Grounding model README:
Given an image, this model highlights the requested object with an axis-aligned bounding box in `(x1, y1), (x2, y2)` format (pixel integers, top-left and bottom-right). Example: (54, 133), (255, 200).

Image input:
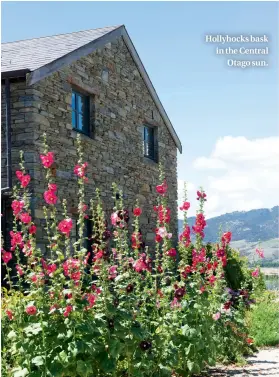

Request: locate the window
(76, 218), (93, 253)
(143, 125), (158, 162)
(72, 90), (90, 135)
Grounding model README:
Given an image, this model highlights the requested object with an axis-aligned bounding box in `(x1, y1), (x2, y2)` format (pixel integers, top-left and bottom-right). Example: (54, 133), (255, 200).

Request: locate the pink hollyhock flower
(156, 180), (168, 195)
(44, 190), (58, 205)
(166, 248), (177, 258)
(111, 212), (119, 226)
(133, 207), (142, 216)
(20, 212), (32, 224)
(212, 312), (221, 321)
(179, 201), (190, 211)
(58, 218), (73, 237)
(222, 231), (232, 244)
(85, 293), (97, 309)
(16, 170), (24, 180)
(16, 264), (24, 276)
(48, 183), (57, 192)
(71, 271), (81, 281)
(208, 275), (217, 286)
(20, 174), (31, 188)
(11, 200), (24, 216)
(2, 251), (12, 264)
(157, 227), (168, 238)
(170, 297), (181, 309)
(91, 284), (102, 295)
(133, 258), (148, 273)
(74, 162), (88, 178)
(47, 264), (57, 276)
(6, 310), (13, 320)
(108, 265), (118, 280)
(197, 190), (207, 201)
(26, 305), (37, 315)
(40, 152), (54, 168)
(23, 240), (32, 257)
(63, 305), (73, 317)
(10, 231), (23, 250)
(256, 248), (264, 259)
(29, 224), (37, 234)
(252, 268), (260, 278)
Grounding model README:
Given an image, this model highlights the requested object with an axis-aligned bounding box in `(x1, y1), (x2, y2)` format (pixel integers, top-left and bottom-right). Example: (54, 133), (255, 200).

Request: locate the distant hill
(178, 206), (279, 263)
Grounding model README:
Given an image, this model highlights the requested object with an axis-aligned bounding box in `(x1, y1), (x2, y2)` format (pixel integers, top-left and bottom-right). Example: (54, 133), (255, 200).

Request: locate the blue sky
(2, 1), (278, 218)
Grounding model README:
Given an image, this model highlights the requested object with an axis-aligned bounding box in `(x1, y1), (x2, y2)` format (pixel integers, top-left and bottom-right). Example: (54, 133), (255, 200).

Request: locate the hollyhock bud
(44, 190), (58, 205)
(26, 305), (37, 315)
(40, 152), (54, 168)
(179, 201), (190, 211)
(20, 212), (32, 224)
(133, 207), (142, 216)
(2, 251), (12, 264)
(58, 218), (73, 237)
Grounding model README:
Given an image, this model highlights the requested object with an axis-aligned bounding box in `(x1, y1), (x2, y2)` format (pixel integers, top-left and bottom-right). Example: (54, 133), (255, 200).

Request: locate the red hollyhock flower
(2, 251), (12, 264)
(196, 190), (207, 201)
(44, 190), (58, 205)
(223, 301), (231, 310)
(16, 171), (24, 180)
(156, 180), (167, 195)
(29, 224), (37, 234)
(20, 212), (32, 224)
(63, 305), (73, 317)
(11, 200), (24, 216)
(246, 338), (254, 344)
(10, 231), (23, 250)
(179, 201), (190, 211)
(157, 265), (163, 273)
(40, 152), (54, 168)
(71, 271), (81, 281)
(166, 248), (177, 258)
(221, 231), (232, 245)
(208, 275), (217, 286)
(174, 286), (186, 300)
(16, 264), (24, 276)
(46, 264), (57, 276)
(26, 305), (37, 315)
(133, 207), (142, 216)
(181, 265), (192, 279)
(58, 218), (73, 237)
(6, 309), (13, 320)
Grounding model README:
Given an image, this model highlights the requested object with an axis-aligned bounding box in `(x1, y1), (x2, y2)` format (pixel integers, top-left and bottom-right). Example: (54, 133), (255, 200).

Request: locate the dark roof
(1, 25), (182, 152)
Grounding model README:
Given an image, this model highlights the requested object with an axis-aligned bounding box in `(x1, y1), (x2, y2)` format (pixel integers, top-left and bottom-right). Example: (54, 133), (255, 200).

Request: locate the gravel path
(205, 347), (279, 376)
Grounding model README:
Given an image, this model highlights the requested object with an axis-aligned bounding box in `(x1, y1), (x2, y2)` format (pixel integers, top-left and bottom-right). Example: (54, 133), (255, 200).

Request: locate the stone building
(1, 25), (182, 253)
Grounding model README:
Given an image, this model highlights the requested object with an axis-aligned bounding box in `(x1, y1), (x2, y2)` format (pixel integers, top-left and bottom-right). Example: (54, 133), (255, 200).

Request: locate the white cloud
(189, 136), (279, 219)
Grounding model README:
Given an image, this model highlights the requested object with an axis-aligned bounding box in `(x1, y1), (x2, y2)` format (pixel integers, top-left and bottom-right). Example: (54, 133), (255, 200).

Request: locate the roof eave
(1, 68), (30, 79)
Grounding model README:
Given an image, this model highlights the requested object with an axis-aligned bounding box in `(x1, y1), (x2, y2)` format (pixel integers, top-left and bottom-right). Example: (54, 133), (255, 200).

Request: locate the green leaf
(108, 339), (123, 358)
(76, 360), (93, 377)
(31, 356), (44, 366)
(58, 350), (69, 366)
(187, 360), (200, 374)
(208, 357), (215, 366)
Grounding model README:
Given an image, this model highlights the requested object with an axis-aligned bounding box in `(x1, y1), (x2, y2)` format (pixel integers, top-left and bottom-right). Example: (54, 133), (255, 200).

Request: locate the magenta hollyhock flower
(29, 224), (37, 234)
(26, 305), (37, 315)
(133, 207), (142, 216)
(252, 268), (260, 278)
(256, 248), (264, 258)
(6, 309), (13, 320)
(156, 180), (167, 195)
(11, 200), (24, 216)
(58, 218), (73, 237)
(16, 264), (24, 276)
(20, 212), (32, 224)
(63, 305), (73, 317)
(166, 248), (177, 258)
(222, 231), (232, 244)
(179, 201), (190, 211)
(10, 231), (23, 250)
(40, 152), (54, 168)
(71, 271), (81, 281)
(197, 190), (207, 201)
(16, 170), (24, 180)
(20, 174), (31, 188)
(44, 190), (58, 205)
(170, 297), (181, 309)
(46, 264), (57, 276)
(48, 183), (57, 192)
(74, 162), (88, 178)
(133, 258), (148, 273)
(208, 275), (217, 286)
(2, 251), (12, 264)
(212, 312), (221, 321)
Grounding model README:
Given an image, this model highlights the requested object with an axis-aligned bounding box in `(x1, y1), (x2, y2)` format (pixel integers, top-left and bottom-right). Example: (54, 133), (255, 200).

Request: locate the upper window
(72, 90), (90, 135)
(143, 125), (157, 162)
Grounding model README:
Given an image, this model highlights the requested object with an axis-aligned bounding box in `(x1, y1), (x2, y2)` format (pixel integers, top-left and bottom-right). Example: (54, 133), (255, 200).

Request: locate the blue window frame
(72, 90), (90, 135)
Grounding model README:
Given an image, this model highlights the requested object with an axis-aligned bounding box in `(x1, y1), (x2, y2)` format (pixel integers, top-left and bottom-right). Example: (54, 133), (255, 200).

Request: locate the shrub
(1, 134), (261, 377)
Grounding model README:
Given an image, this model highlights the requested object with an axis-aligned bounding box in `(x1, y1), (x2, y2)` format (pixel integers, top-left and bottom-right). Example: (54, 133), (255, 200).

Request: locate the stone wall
(1, 36), (178, 253)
